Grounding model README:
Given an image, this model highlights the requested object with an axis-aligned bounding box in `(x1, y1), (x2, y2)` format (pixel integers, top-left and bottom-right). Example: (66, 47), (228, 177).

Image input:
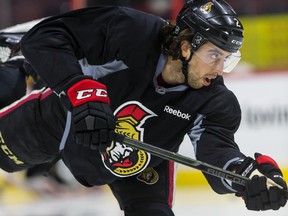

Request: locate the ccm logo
(231, 40), (242, 45)
(76, 88), (108, 99)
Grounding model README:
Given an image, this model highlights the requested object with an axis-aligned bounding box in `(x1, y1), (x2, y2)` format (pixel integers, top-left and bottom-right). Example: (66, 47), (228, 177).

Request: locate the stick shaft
(120, 136), (248, 186)
(115, 134), (288, 199)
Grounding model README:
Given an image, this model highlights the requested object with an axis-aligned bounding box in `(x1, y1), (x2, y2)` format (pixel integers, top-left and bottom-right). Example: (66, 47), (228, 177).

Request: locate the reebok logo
(163, 105), (191, 120)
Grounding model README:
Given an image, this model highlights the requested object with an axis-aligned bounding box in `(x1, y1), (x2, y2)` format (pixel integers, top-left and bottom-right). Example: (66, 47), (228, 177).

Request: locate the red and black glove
(60, 77), (116, 153)
(232, 153), (287, 211)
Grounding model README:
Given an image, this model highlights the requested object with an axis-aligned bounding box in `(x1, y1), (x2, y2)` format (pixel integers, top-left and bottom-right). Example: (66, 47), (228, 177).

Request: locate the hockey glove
(232, 153), (287, 211)
(60, 77), (116, 153)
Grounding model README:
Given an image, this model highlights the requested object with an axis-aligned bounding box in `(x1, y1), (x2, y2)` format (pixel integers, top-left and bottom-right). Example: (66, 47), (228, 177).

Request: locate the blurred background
(0, 0), (287, 215)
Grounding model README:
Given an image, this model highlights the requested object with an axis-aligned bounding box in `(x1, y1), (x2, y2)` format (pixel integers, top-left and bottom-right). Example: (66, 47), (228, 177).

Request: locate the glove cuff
(255, 153), (279, 169)
(235, 156), (258, 178)
(232, 157), (258, 192)
(67, 79), (110, 107)
(57, 75), (89, 111)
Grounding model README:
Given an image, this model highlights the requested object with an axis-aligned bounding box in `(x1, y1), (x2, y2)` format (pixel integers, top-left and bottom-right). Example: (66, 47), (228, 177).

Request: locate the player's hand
(60, 77), (116, 153)
(232, 153), (287, 211)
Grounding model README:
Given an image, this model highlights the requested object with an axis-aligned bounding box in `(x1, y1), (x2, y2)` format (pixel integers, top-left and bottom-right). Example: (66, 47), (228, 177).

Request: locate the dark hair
(160, 21), (194, 60)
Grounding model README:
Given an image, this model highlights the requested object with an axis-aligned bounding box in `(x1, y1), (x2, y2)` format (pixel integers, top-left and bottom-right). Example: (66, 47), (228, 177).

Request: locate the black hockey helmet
(175, 0), (244, 53)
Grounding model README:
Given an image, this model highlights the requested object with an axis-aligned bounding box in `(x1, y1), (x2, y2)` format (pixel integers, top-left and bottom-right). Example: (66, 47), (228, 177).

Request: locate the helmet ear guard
(191, 32), (207, 51)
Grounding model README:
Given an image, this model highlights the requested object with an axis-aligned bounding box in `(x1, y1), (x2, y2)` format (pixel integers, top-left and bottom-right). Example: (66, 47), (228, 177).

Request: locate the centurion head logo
(101, 101), (157, 177)
(199, 2), (214, 14)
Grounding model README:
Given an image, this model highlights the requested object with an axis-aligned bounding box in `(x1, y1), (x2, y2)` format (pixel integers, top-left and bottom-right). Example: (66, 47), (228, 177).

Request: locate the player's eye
(207, 52), (221, 64)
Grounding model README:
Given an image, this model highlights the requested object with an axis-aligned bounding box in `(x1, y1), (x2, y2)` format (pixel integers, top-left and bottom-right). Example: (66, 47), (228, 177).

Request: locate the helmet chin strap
(180, 33), (205, 85)
(180, 52), (193, 85)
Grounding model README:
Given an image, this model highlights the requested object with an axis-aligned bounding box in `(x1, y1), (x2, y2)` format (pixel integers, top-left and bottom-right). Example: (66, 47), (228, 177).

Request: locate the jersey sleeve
(20, 7), (121, 93)
(188, 87), (246, 194)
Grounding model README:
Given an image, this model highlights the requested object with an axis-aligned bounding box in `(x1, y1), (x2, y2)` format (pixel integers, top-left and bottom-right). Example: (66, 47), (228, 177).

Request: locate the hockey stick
(115, 134), (288, 198)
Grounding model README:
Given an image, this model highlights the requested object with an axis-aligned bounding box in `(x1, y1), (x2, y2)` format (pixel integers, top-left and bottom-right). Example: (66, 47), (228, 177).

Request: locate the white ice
(0, 186), (287, 216)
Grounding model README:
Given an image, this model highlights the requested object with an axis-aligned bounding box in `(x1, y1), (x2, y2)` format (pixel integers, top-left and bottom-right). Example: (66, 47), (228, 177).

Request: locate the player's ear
(180, 40), (191, 61)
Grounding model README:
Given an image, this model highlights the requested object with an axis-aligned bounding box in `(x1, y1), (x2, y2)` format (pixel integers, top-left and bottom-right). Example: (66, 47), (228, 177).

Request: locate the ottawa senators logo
(137, 167), (159, 185)
(101, 101), (157, 177)
(200, 2), (214, 14)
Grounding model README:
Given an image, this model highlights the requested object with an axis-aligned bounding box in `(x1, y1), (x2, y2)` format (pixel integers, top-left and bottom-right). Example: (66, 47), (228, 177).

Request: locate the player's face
(183, 42), (238, 89)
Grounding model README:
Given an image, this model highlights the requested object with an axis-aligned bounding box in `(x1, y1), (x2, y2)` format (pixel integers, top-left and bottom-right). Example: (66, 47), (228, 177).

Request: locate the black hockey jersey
(21, 6), (246, 194)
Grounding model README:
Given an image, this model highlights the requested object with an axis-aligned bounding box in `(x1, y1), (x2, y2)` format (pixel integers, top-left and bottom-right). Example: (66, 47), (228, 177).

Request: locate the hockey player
(0, 18), (45, 108)
(0, 20), (75, 192)
(0, 0), (286, 215)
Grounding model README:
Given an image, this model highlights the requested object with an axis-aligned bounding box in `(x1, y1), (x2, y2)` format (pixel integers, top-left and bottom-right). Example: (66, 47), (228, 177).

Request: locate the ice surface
(0, 186), (287, 216)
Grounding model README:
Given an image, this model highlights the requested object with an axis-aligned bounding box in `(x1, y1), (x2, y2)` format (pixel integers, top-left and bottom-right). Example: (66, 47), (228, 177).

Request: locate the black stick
(115, 134), (288, 198)
(116, 135), (248, 186)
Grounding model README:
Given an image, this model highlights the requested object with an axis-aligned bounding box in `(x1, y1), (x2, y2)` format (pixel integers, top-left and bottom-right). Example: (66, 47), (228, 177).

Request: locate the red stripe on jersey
(168, 160), (175, 208)
(0, 88), (53, 118)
